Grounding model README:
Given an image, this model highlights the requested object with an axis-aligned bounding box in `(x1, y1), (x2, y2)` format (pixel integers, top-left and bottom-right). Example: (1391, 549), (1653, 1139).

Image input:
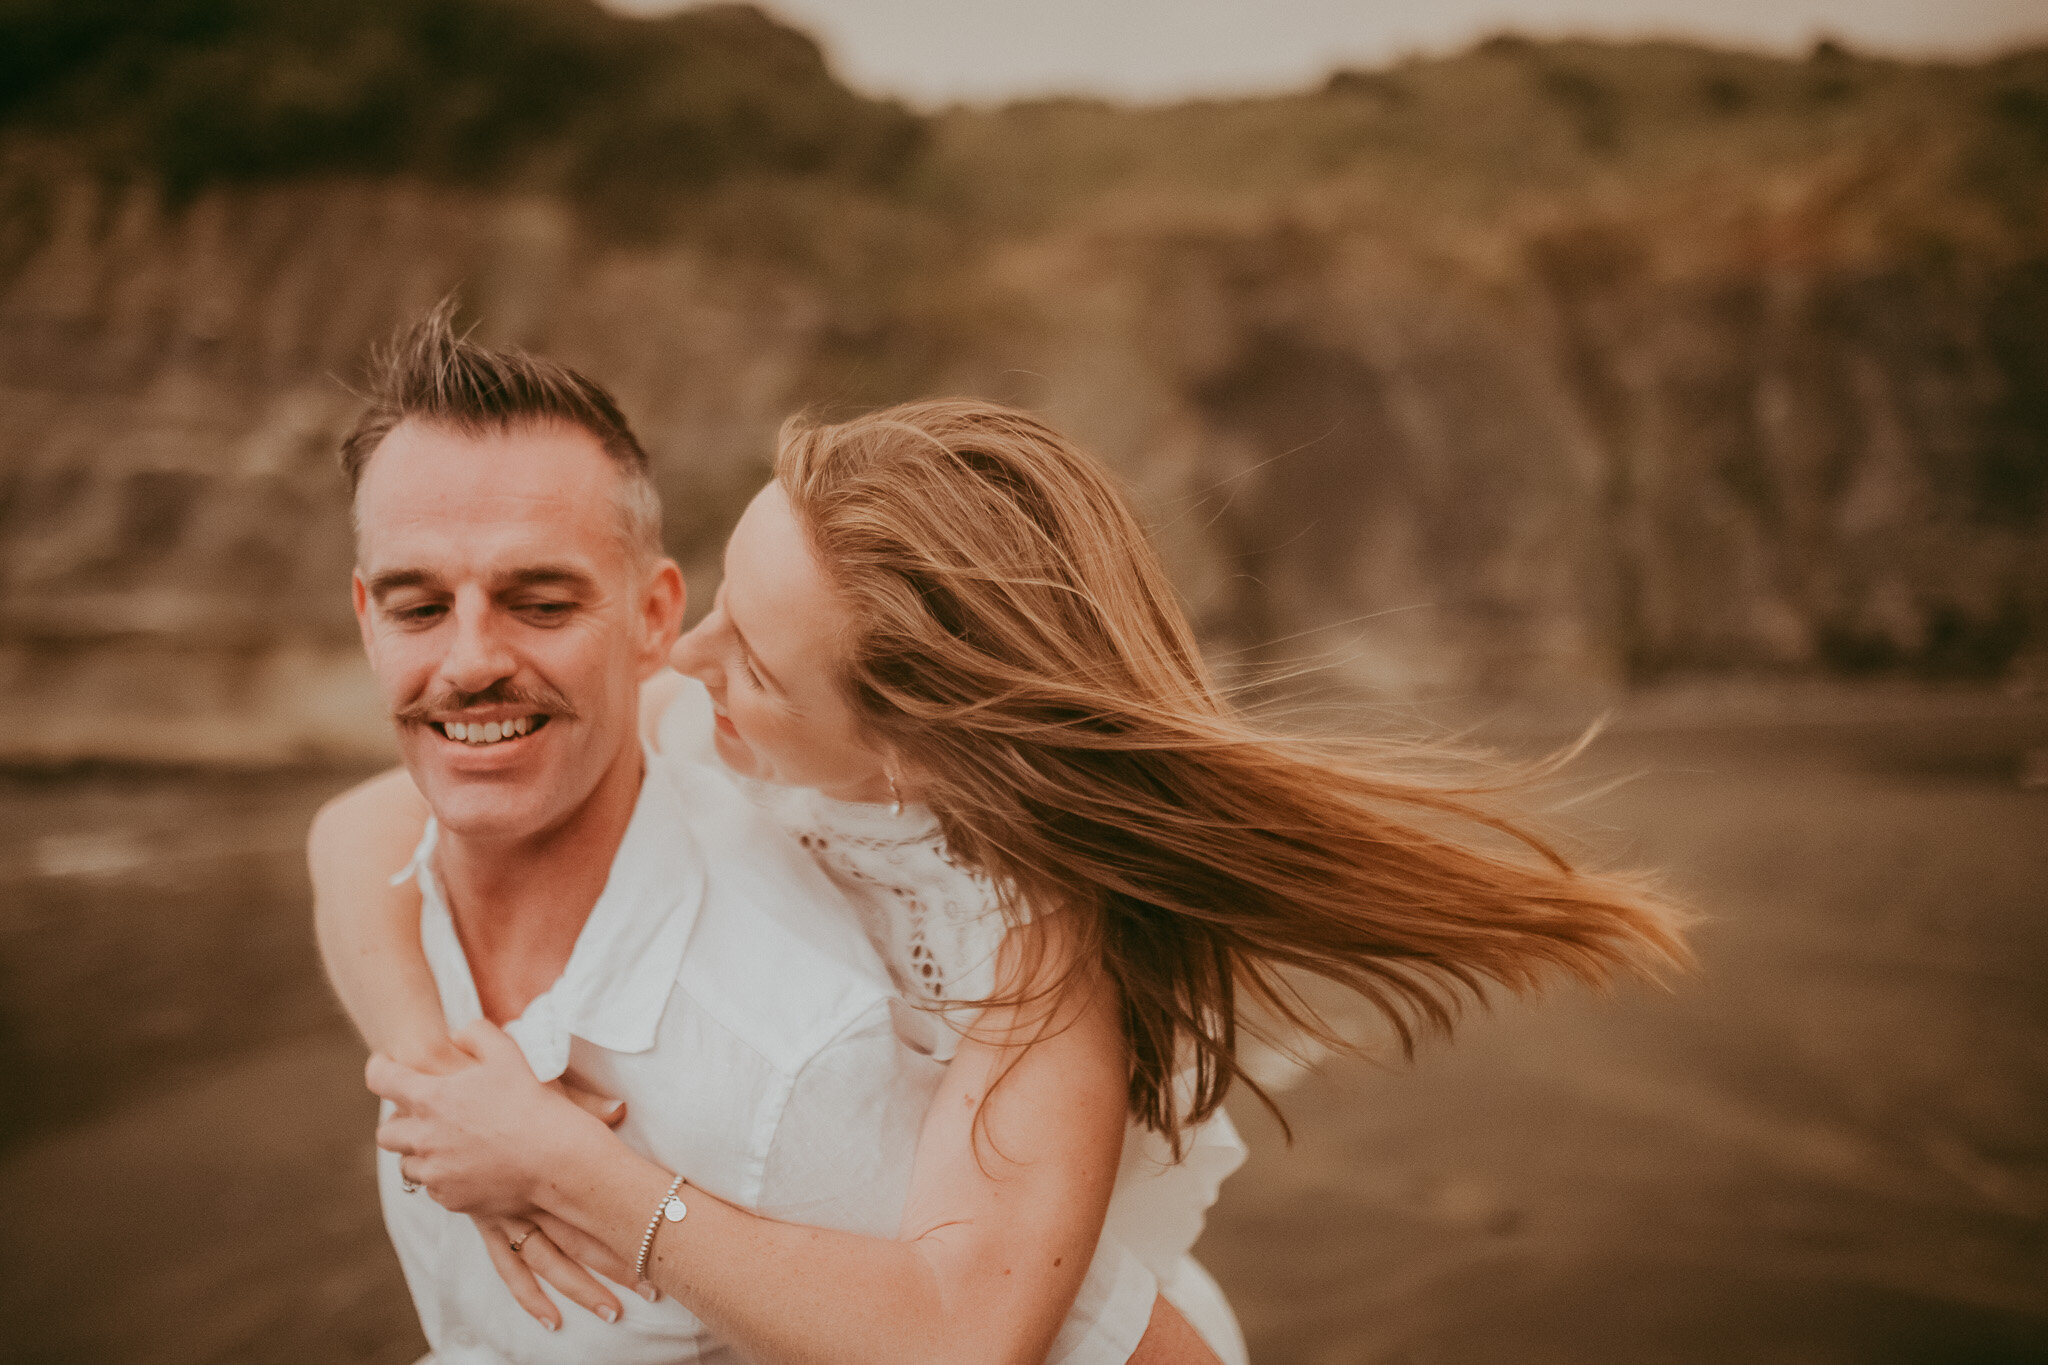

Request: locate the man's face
(351, 419), (681, 843)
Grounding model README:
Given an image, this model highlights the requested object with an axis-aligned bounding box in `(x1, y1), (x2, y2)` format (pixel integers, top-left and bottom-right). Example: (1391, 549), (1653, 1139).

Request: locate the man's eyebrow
(366, 568), (436, 599)
(367, 565), (601, 600)
(500, 565), (600, 591)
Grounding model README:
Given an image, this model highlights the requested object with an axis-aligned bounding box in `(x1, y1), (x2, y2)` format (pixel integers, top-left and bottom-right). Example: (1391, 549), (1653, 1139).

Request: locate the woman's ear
(880, 747), (926, 808)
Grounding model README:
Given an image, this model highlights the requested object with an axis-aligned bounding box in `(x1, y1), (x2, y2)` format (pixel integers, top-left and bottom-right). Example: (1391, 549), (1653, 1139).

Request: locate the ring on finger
(398, 1159), (422, 1194)
(508, 1226), (535, 1255)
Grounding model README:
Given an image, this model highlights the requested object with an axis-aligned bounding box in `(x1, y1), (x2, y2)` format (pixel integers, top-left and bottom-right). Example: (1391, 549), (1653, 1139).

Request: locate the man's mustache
(393, 680), (578, 725)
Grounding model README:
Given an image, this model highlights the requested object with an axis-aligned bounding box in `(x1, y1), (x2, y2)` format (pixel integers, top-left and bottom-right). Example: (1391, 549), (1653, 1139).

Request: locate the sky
(604, 0), (2048, 106)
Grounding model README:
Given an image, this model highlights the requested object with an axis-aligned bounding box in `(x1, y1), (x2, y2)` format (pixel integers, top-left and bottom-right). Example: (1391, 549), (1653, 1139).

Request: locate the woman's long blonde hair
(777, 399), (1689, 1145)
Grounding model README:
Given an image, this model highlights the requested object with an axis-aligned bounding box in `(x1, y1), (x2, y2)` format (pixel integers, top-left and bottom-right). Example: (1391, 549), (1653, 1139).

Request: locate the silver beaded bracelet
(633, 1175), (688, 1282)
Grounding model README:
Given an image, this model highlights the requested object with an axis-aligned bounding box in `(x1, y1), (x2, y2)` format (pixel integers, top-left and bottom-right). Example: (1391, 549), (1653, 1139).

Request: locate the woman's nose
(669, 614), (718, 682)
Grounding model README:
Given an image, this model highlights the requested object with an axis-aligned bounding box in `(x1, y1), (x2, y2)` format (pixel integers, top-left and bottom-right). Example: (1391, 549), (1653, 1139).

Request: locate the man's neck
(433, 742), (646, 1027)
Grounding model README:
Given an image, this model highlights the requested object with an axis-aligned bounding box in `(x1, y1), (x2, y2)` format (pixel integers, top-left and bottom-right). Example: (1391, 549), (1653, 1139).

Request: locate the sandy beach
(2, 687), (2043, 1364)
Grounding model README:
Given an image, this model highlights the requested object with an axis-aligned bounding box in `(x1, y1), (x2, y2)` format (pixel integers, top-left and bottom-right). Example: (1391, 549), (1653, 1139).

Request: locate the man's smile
(428, 714), (551, 746)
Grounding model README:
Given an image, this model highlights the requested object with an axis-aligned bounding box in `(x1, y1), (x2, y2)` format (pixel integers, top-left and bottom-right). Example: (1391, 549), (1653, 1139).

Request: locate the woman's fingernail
(637, 1283), (660, 1302)
(543, 1318), (559, 1332)
(598, 1305), (619, 1323)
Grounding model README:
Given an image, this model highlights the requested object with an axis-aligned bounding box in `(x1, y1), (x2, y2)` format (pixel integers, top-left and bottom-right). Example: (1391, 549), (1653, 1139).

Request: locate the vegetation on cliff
(0, 0), (922, 208)
(1, 6), (2045, 758)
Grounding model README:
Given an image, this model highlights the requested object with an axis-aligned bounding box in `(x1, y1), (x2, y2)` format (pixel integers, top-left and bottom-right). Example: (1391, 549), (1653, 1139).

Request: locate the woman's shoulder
(307, 765), (429, 877)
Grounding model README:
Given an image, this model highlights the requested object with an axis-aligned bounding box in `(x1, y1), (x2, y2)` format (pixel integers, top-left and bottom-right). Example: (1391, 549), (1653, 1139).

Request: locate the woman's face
(669, 483), (896, 803)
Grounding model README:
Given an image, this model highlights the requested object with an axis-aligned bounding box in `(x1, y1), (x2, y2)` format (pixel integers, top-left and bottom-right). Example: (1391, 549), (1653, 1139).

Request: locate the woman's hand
(370, 1020), (617, 1219)
(377, 1024), (644, 1327)
(471, 1212), (642, 1331)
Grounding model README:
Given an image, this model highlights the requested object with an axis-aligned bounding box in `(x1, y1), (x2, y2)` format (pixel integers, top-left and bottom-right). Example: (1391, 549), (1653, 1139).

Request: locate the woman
(316, 399), (1688, 1363)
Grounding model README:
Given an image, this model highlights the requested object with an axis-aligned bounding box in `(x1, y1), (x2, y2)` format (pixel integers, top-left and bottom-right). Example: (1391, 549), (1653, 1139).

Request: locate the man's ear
(351, 569), (377, 659)
(637, 558), (686, 678)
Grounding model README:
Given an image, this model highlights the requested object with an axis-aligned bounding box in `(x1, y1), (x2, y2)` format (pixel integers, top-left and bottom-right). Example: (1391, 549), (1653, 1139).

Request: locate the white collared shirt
(379, 749), (945, 1364)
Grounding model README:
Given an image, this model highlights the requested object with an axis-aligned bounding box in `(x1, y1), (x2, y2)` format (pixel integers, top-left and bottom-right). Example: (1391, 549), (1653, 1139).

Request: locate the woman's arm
(310, 767), (636, 1325)
(375, 924), (1191, 1365)
(307, 766), (456, 1069)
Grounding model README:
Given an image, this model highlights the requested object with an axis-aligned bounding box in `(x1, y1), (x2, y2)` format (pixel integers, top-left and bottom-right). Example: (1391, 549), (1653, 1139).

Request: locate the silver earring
(887, 770), (902, 818)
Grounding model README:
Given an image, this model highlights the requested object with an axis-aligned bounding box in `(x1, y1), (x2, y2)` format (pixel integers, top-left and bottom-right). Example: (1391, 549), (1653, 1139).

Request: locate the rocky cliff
(2, 12), (2043, 761)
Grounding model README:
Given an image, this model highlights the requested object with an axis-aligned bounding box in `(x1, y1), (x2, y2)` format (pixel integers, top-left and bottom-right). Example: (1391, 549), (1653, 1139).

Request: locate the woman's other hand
(370, 1019), (617, 1218)
(390, 1032), (478, 1076)
(474, 1213), (634, 1330)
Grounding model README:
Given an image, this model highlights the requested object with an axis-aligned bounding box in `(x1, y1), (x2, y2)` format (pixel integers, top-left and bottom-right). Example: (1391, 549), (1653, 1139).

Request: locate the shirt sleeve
(753, 1002), (944, 1235)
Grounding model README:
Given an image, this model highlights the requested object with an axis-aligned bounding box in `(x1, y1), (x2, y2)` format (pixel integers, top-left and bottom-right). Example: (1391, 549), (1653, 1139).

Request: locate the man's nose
(439, 594), (517, 694)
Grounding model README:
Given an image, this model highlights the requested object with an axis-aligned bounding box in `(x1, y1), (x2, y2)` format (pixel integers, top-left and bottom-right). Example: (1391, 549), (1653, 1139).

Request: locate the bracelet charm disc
(634, 1174), (689, 1280)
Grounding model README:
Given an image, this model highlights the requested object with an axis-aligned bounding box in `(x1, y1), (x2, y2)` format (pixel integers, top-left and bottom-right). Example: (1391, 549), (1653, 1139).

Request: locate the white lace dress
(655, 683), (1249, 1365)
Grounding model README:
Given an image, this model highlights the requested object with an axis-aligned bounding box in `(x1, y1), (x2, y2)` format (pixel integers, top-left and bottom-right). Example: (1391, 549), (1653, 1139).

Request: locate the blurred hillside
(1, 2), (2044, 762)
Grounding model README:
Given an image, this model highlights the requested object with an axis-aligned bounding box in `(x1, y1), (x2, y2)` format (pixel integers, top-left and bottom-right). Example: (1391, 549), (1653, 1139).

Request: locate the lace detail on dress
(745, 779), (1007, 1015)
(760, 777), (1249, 1321)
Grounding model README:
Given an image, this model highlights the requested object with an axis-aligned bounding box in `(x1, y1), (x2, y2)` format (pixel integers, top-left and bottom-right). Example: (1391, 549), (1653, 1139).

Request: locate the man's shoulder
(652, 755), (897, 1075)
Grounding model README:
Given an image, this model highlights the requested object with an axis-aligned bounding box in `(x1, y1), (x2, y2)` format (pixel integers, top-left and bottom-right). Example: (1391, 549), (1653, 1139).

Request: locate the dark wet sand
(2, 692), (2044, 1364)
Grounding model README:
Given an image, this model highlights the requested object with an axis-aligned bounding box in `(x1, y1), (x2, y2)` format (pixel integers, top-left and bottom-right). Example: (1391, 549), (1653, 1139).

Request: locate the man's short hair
(340, 301), (664, 560)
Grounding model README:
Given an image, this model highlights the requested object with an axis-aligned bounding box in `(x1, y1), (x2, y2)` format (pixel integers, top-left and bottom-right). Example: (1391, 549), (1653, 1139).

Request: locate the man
(322, 307), (941, 1361)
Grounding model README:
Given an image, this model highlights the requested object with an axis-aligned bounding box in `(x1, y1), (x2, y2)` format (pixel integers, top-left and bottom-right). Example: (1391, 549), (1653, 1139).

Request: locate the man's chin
(401, 739), (557, 840)
(414, 777), (559, 844)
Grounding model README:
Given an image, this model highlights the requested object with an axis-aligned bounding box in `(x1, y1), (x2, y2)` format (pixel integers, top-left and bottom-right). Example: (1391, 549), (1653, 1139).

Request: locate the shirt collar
(397, 748), (709, 1082)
